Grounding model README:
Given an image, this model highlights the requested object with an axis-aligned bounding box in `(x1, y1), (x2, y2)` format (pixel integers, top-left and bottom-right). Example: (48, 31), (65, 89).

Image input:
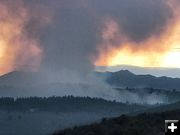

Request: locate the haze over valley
(0, 0), (180, 135)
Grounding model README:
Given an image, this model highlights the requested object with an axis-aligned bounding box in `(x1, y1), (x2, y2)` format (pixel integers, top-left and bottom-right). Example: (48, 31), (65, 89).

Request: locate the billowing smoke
(31, 0), (175, 72)
(0, 0), (177, 73)
(0, 0), (178, 104)
(0, 0), (50, 75)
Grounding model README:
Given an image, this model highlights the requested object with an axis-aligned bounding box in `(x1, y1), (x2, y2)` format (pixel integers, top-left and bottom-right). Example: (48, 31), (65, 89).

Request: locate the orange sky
(95, 0), (180, 68)
(0, 1), (43, 75)
(1, 0), (180, 76)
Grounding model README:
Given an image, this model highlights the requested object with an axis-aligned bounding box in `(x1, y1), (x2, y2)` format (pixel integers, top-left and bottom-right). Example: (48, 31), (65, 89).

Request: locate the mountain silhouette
(98, 70), (180, 90)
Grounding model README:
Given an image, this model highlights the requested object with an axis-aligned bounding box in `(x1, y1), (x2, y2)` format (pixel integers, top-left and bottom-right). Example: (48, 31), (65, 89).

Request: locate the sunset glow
(0, 1), (43, 75)
(95, 0), (180, 68)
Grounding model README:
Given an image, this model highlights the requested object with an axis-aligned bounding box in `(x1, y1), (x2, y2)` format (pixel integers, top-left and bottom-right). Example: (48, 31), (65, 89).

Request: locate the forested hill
(54, 109), (180, 135)
(0, 96), (144, 112)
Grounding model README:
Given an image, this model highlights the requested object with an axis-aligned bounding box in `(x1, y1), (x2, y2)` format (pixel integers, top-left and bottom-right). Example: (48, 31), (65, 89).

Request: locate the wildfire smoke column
(0, 0), (43, 75)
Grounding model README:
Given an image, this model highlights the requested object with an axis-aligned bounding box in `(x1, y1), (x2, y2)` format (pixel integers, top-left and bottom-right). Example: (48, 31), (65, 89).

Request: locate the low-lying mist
(0, 70), (173, 105)
(0, 0), (178, 106)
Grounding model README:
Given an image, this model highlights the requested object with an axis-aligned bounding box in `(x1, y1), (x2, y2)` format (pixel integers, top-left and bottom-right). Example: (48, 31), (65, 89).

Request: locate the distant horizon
(95, 65), (180, 78)
(1, 65), (180, 79)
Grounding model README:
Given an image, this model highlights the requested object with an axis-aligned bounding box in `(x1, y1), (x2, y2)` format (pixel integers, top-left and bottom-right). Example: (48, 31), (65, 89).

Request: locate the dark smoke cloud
(40, 8), (99, 73)
(24, 0), (173, 73)
(92, 0), (173, 42)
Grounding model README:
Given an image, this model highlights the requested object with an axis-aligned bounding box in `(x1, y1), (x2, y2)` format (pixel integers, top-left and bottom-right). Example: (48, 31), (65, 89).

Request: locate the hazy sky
(0, 0), (180, 75)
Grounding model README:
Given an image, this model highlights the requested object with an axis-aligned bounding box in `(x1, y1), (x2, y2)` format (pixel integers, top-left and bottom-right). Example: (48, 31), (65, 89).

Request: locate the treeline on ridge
(0, 96), (142, 112)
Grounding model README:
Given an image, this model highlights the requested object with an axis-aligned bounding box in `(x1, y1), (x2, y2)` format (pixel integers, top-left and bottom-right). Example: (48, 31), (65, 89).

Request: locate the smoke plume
(0, 0), (51, 75)
(1, 0), (178, 74)
(36, 0), (177, 72)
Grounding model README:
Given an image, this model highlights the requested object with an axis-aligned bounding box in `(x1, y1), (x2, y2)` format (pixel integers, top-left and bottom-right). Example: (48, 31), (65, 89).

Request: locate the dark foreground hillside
(54, 109), (180, 135)
(0, 97), (146, 135)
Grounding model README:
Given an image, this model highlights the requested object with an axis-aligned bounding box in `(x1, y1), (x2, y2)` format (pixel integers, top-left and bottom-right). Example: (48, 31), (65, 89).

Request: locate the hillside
(2, 71), (180, 91)
(0, 71), (180, 104)
(53, 109), (180, 135)
(115, 87), (180, 104)
(0, 71), (119, 100)
(0, 71), (47, 86)
(97, 70), (180, 90)
(144, 101), (180, 113)
(0, 96), (145, 113)
(96, 65), (180, 78)
(0, 96), (147, 135)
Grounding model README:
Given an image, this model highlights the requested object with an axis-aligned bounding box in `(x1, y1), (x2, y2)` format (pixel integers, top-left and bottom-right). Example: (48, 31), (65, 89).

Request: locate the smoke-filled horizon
(0, 0), (180, 75)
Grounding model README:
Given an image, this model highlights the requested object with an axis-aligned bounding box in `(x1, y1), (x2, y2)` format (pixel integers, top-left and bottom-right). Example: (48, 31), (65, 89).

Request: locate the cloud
(28, 0), (173, 73)
(0, 0), (45, 74)
(92, 0), (173, 42)
(0, 0), (172, 74)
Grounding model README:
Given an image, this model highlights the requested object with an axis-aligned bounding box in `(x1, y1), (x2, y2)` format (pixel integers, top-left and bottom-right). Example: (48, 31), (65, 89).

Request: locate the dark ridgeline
(0, 96), (143, 112)
(96, 70), (180, 90)
(53, 109), (180, 135)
